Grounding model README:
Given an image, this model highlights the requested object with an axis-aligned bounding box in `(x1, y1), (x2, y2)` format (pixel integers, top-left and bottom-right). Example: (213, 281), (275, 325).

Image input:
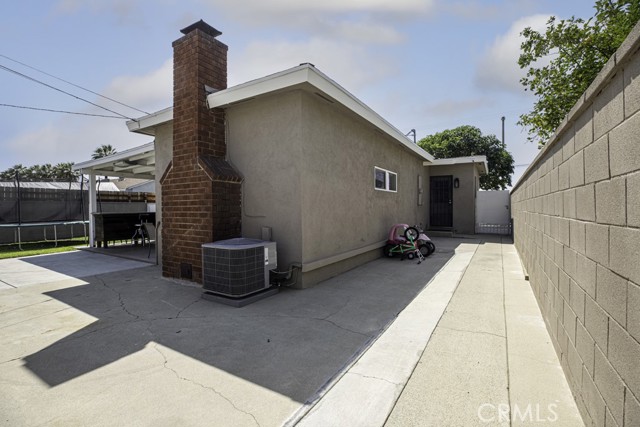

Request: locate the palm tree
(92, 144), (117, 160)
(53, 162), (79, 182)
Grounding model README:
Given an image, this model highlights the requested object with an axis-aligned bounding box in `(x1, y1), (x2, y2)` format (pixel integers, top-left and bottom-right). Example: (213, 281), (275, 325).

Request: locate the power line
(0, 103), (126, 119)
(0, 53), (150, 115)
(0, 63), (136, 121)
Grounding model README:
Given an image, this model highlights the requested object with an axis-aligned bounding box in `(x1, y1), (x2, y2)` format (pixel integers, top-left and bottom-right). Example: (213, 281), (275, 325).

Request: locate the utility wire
(0, 63), (136, 121)
(0, 103), (125, 119)
(0, 53), (150, 115)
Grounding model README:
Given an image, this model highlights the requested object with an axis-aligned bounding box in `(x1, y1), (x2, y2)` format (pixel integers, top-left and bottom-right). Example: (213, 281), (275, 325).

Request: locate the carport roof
(73, 141), (155, 179)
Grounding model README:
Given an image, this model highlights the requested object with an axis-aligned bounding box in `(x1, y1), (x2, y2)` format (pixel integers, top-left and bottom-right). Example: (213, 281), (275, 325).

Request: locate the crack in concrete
(351, 372), (402, 386)
(236, 313), (371, 338)
(95, 276), (140, 320)
(153, 345), (260, 427)
(438, 325), (506, 340)
(175, 298), (201, 318)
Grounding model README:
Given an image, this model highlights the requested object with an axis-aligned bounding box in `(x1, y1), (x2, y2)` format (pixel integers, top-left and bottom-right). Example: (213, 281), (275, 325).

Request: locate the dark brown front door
(430, 175), (453, 228)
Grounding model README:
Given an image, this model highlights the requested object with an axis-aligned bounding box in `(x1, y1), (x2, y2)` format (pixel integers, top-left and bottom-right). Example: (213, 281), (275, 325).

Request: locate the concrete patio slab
(0, 238), (462, 427)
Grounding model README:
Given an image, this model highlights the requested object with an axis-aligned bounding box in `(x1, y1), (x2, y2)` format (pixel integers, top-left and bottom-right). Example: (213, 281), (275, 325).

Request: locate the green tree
(92, 144), (117, 159)
(0, 164), (27, 181)
(418, 126), (515, 190)
(518, 0), (640, 146)
(52, 162), (79, 182)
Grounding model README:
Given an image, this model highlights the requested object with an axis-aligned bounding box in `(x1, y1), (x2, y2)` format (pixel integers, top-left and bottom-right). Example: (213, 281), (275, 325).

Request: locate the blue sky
(0, 0), (597, 185)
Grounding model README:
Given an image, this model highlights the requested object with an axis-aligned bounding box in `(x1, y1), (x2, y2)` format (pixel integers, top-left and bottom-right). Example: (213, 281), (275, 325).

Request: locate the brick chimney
(161, 20), (242, 282)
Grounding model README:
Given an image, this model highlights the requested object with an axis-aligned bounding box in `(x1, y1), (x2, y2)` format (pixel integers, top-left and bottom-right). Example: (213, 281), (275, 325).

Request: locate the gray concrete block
(593, 71), (624, 141)
(584, 296), (609, 353)
(576, 253), (597, 299)
(562, 130), (576, 164)
(628, 172), (640, 228)
(595, 265), (627, 328)
(608, 319), (640, 399)
(559, 161), (571, 190)
(564, 246), (578, 281)
(585, 222), (609, 267)
(570, 279), (586, 323)
(564, 189), (577, 219)
(617, 20), (640, 68)
(609, 109), (640, 177)
(554, 192), (564, 216)
(570, 150), (585, 188)
(559, 270), (571, 300)
(609, 226), (640, 285)
(576, 320), (596, 376)
(606, 408), (620, 427)
(596, 177), (626, 226)
(575, 106), (594, 151)
(594, 346), (625, 426)
(584, 134), (609, 184)
(626, 392), (640, 427)
(582, 366), (607, 426)
(629, 282), (640, 344)
(554, 241), (564, 269)
(566, 340), (583, 387)
(558, 217), (570, 245)
(550, 167), (559, 193)
(625, 47), (640, 117)
(576, 184), (596, 221)
(564, 301), (577, 344)
(570, 220), (586, 256)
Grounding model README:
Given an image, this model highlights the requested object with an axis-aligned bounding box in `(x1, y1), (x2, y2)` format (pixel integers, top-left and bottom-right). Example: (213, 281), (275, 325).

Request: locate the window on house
(374, 167), (397, 192)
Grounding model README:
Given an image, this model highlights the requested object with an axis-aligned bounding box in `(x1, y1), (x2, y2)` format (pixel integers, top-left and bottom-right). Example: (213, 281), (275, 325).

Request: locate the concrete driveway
(0, 239), (466, 426)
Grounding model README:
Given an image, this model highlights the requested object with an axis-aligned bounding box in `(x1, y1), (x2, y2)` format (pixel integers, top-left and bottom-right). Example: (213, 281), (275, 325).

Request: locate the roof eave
(126, 107), (173, 135)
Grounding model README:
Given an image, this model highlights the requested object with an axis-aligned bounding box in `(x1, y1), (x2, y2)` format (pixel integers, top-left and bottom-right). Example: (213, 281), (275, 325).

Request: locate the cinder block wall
(511, 23), (640, 427)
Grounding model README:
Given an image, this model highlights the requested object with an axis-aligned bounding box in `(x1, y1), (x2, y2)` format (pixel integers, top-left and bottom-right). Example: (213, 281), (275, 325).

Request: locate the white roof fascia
(208, 64), (435, 163)
(73, 141), (155, 172)
(424, 155), (489, 174)
(126, 107), (173, 135)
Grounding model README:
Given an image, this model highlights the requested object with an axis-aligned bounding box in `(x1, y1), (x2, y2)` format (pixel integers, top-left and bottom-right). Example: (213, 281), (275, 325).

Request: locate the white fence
(475, 190), (511, 235)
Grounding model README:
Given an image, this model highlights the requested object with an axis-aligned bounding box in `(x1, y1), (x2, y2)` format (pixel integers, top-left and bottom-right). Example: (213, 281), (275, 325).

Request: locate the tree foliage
(418, 126), (514, 190)
(0, 162), (79, 182)
(92, 144), (117, 159)
(518, 0), (640, 146)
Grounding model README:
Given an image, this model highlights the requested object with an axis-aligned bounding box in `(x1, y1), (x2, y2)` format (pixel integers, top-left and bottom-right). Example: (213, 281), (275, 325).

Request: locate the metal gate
(430, 175), (453, 228)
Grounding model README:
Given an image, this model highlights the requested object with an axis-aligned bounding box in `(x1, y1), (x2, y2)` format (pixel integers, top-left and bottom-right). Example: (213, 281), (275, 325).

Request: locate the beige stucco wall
(511, 22), (640, 427)
(426, 163), (478, 234)
(300, 91), (428, 265)
(225, 91), (304, 271)
(227, 89), (429, 287)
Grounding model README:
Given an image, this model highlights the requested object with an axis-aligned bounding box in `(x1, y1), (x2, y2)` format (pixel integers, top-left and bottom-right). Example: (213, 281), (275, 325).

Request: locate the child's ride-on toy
(383, 224), (435, 263)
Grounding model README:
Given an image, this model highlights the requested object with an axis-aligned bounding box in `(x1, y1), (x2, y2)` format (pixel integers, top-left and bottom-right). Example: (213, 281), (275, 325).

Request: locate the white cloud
(437, 0), (538, 21)
(422, 98), (493, 117)
(103, 59), (172, 115)
(474, 14), (550, 93)
(230, 38), (396, 92)
(5, 116), (148, 169)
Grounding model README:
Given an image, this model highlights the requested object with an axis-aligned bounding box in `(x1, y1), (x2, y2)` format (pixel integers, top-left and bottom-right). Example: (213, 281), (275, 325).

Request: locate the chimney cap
(180, 20), (222, 38)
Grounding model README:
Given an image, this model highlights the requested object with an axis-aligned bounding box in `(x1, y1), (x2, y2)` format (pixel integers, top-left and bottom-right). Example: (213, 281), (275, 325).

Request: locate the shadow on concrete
(22, 238), (468, 403)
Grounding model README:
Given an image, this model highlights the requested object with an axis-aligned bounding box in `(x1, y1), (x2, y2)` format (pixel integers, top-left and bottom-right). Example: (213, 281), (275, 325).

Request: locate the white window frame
(374, 166), (397, 192)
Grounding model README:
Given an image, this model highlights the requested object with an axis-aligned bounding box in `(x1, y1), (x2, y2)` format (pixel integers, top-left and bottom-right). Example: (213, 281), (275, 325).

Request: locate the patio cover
(73, 141), (155, 247)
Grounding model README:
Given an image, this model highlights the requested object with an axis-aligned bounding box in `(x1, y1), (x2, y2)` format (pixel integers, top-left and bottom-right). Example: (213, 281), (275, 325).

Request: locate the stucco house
(75, 20), (487, 288)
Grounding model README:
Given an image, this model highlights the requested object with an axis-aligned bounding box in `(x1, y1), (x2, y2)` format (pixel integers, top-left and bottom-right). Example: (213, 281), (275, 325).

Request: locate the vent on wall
(202, 238), (277, 298)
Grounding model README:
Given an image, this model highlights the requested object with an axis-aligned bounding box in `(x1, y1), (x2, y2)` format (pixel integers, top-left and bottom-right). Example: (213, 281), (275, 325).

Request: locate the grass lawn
(0, 238), (88, 259)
